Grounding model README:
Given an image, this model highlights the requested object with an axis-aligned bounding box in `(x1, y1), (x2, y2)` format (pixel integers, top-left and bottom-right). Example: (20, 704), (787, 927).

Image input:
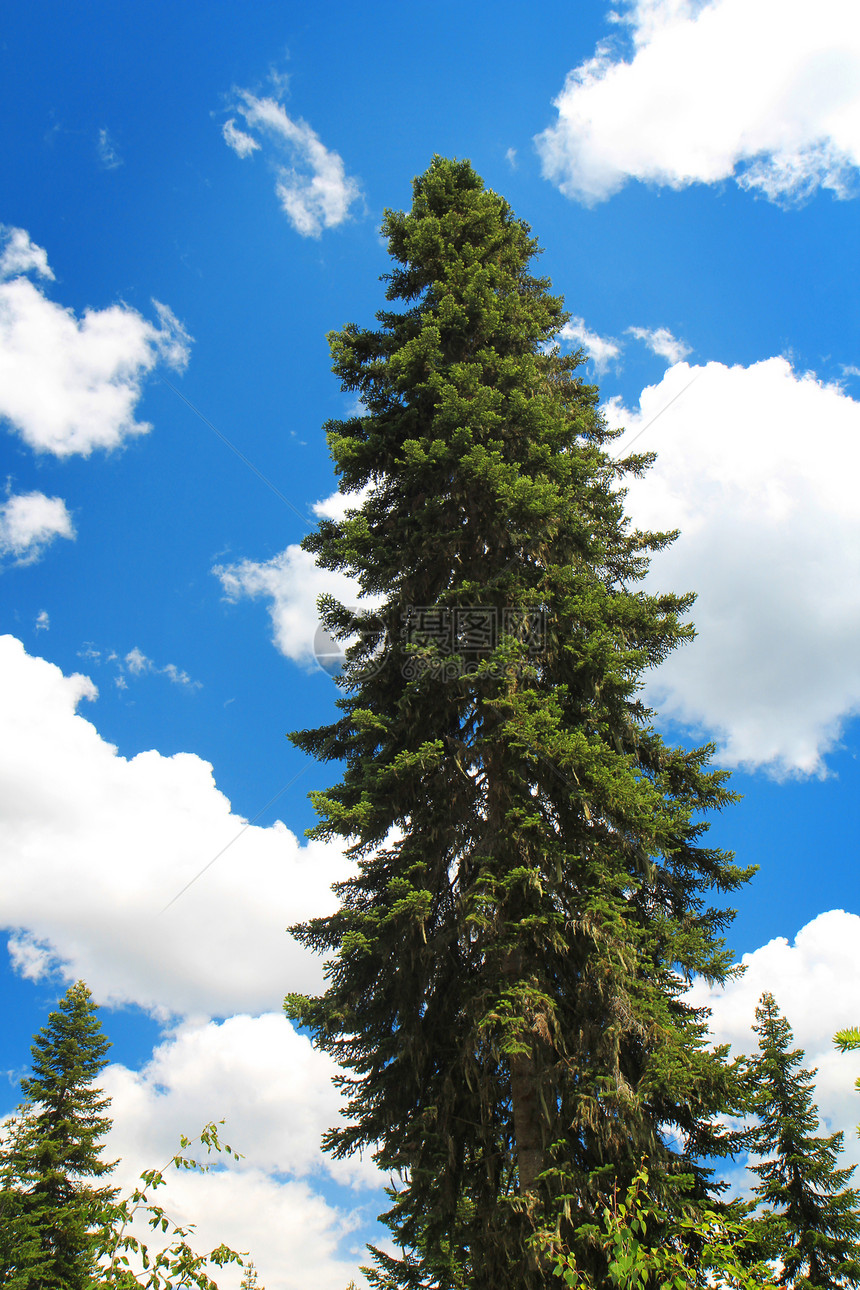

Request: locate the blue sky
(2, 1), (860, 1284)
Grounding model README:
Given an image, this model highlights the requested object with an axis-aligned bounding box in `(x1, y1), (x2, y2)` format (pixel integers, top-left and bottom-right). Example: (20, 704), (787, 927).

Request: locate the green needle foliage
(0, 981), (117, 1289)
(750, 993), (860, 1287)
(286, 157), (752, 1289)
(834, 1028), (860, 1140)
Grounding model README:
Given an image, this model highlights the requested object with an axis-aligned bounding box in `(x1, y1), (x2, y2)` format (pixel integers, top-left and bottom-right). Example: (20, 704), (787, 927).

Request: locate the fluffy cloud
(613, 356), (860, 774)
(224, 90), (362, 237)
(0, 226), (54, 281)
(689, 910), (860, 1167)
(0, 635), (353, 1016)
(536, 0), (860, 206)
(79, 1014), (383, 1290)
(105, 1014), (379, 1192)
(0, 229), (191, 456)
(558, 317), (621, 372)
(215, 530), (368, 672)
(626, 324), (691, 364)
(0, 491), (75, 563)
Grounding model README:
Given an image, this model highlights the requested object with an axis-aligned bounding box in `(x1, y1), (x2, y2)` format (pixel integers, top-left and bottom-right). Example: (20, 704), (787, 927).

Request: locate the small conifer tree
(0, 980), (116, 1288)
(750, 992), (860, 1288)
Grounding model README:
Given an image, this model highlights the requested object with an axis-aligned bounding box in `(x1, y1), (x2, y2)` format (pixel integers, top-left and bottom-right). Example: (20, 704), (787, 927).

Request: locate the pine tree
(750, 993), (860, 1288)
(0, 980), (117, 1289)
(286, 156), (752, 1288)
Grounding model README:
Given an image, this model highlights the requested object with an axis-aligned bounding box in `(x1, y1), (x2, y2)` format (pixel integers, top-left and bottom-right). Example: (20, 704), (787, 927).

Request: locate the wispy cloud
(122, 646), (201, 690)
(97, 127), (123, 170)
(558, 317), (621, 372)
(223, 88), (362, 237)
(627, 324), (691, 364)
(222, 118), (261, 158)
(536, 0), (860, 207)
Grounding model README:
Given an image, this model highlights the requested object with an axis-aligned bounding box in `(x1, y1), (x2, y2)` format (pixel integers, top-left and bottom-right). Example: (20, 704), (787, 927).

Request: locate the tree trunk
(510, 1043), (543, 1194)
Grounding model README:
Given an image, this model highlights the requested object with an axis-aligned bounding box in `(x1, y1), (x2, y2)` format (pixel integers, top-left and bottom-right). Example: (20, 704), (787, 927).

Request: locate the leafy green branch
(533, 1163), (777, 1289)
(93, 1122), (247, 1289)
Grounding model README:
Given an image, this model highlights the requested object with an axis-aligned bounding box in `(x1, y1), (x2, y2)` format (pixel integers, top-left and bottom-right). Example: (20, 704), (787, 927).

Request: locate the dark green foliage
(0, 980), (117, 1289)
(750, 993), (860, 1288)
(286, 157), (752, 1288)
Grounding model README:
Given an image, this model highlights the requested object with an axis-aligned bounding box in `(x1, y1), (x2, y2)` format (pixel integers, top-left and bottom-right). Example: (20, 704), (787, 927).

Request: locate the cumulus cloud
(0, 635), (354, 1016)
(0, 491), (75, 564)
(558, 317), (621, 372)
(0, 227), (54, 281)
(106, 1014), (379, 1192)
(536, 0), (860, 206)
(223, 90), (362, 237)
(69, 1015), (382, 1290)
(689, 910), (860, 1169)
(626, 324), (691, 364)
(612, 356), (860, 774)
(0, 233), (191, 457)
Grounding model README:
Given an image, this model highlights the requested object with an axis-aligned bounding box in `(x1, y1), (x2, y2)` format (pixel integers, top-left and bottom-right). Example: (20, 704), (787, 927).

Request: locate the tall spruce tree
(286, 157), (751, 1288)
(0, 980), (116, 1289)
(750, 993), (860, 1288)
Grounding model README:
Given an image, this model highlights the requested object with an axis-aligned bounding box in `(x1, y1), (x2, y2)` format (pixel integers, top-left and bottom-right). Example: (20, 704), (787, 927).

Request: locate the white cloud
(224, 90), (362, 237)
(627, 324), (691, 364)
(83, 1016), (383, 1290)
(222, 118), (261, 158)
(97, 128), (123, 170)
(311, 484), (373, 523)
(35, 610), (49, 631)
(613, 356), (860, 774)
(0, 635), (354, 1017)
(0, 491), (75, 563)
(536, 0), (860, 206)
(505, 147), (518, 169)
(0, 233), (191, 457)
(558, 317), (621, 372)
(105, 1014), (379, 1192)
(215, 542), (365, 671)
(688, 910), (860, 1168)
(0, 227), (54, 281)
